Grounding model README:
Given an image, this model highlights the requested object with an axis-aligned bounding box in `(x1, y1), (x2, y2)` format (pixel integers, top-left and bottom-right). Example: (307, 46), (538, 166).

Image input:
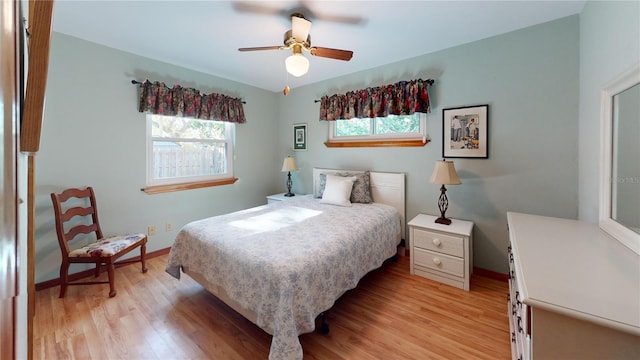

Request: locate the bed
(165, 168), (405, 360)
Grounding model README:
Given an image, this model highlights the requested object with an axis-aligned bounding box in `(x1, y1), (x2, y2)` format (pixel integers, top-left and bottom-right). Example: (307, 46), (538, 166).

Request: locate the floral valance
(319, 78), (434, 121)
(137, 80), (246, 123)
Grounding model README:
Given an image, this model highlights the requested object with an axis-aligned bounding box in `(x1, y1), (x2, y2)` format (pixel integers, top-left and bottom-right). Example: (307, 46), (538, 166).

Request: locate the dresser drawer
(413, 248), (464, 277)
(413, 228), (464, 258)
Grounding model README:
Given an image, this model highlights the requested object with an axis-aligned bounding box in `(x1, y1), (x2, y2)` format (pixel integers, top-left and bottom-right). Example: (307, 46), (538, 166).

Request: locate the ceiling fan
(238, 13), (354, 77)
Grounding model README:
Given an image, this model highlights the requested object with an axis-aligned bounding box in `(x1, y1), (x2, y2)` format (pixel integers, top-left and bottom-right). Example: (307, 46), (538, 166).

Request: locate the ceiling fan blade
(232, 1), (282, 16)
(232, 1), (366, 26)
(310, 47), (353, 61)
(238, 46), (282, 52)
(291, 14), (312, 43)
(310, 13), (367, 26)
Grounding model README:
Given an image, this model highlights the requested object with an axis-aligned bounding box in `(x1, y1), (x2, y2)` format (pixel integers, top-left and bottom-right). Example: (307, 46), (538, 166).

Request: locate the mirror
(599, 62), (640, 254)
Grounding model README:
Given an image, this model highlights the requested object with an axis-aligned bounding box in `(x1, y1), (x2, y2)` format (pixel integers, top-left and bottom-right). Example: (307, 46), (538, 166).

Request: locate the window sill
(142, 178), (238, 194)
(324, 139), (429, 148)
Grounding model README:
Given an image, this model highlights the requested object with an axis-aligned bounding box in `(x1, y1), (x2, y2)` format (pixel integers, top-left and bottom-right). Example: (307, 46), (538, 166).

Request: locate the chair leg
(94, 263), (101, 278)
(59, 260), (70, 298)
(106, 262), (117, 297)
(140, 243), (148, 273)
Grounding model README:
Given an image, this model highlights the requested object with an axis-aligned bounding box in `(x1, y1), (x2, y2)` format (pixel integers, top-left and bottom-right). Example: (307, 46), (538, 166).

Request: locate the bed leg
(318, 313), (330, 334)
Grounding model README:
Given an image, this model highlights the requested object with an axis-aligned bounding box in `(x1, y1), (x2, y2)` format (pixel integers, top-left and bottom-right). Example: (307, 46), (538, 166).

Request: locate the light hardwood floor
(34, 254), (511, 359)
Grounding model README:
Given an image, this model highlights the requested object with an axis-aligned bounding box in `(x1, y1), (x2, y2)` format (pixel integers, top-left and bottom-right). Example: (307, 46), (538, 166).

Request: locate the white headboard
(312, 168), (406, 240)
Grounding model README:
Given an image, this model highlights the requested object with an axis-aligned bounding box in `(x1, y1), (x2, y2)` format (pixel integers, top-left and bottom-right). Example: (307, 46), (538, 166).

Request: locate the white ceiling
(52, 0), (586, 92)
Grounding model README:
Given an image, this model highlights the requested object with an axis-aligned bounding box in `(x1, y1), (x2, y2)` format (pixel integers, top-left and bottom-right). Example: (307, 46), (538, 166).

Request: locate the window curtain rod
(130, 80), (246, 104)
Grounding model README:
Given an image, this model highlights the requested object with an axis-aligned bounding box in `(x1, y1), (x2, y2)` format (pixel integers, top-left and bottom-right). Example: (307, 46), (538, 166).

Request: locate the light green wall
(278, 16), (580, 273)
(578, 0), (640, 222)
(35, 33), (281, 282)
(38, 10), (613, 280)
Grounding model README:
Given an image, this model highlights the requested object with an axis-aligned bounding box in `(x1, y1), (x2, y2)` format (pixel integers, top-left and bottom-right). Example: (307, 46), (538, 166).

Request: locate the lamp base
(434, 217), (452, 225)
(284, 171), (294, 197)
(435, 184), (452, 225)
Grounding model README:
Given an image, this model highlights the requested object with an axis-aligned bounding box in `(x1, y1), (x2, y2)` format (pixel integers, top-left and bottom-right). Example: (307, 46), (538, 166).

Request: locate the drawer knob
(517, 316), (523, 333)
(432, 238), (442, 247)
(433, 258), (441, 265)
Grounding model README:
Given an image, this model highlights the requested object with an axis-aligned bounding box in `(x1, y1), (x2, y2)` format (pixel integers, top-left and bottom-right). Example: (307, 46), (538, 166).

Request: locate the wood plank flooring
(33, 254), (511, 359)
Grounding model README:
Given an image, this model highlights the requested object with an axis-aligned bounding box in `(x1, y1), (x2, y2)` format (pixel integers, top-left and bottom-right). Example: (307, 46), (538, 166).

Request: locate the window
(145, 115), (235, 188)
(328, 113), (427, 145)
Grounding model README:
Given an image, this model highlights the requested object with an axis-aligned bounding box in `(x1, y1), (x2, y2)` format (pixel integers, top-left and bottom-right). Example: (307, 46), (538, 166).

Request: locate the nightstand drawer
(413, 228), (464, 258)
(413, 248), (464, 277)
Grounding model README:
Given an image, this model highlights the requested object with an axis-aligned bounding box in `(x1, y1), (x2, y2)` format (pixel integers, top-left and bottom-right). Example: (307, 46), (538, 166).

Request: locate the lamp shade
(285, 53), (309, 77)
(429, 160), (461, 185)
(281, 156), (298, 172)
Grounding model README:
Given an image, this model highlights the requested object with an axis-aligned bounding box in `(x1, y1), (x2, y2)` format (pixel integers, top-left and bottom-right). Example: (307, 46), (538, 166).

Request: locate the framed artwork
(293, 123), (307, 151)
(442, 104), (488, 158)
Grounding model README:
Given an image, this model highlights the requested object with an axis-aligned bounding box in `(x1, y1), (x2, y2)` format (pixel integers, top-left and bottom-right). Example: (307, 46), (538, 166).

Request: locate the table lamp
(429, 159), (461, 225)
(281, 156), (298, 197)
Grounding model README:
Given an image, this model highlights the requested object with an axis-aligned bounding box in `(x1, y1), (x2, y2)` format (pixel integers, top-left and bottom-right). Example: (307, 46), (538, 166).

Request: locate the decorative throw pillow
(320, 174), (356, 207)
(336, 171), (372, 204)
(315, 173), (328, 198)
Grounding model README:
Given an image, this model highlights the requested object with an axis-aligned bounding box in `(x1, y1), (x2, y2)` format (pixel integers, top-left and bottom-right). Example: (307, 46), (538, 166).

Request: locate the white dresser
(408, 214), (473, 291)
(507, 212), (640, 360)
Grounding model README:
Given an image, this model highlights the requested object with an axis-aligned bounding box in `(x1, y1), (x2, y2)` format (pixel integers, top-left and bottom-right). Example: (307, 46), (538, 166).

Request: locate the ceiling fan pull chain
(283, 71), (290, 96)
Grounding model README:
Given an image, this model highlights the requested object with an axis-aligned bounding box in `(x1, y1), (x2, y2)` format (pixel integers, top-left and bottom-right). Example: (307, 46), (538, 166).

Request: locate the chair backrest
(50, 187), (104, 255)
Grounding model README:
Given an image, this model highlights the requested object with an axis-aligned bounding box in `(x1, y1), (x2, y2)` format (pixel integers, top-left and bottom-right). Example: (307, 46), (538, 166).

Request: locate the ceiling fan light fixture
(239, 13), (353, 78)
(285, 53), (309, 77)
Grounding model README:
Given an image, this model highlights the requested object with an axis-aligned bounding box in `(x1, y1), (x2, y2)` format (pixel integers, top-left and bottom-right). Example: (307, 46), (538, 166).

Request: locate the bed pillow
(320, 174), (357, 207)
(315, 171), (373, 203)
(337, 171), (372, 204)
(315, 173), (328, 198)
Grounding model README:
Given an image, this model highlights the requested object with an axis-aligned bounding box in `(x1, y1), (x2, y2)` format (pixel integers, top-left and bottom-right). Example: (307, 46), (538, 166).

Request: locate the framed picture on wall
(293, 123), (307, 151)
(442, 104), (489, 158)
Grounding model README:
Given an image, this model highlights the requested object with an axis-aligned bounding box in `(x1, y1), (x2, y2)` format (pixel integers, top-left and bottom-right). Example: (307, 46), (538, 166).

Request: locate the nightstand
(408, 214), (473, 291)
(266, 193), (302, 204)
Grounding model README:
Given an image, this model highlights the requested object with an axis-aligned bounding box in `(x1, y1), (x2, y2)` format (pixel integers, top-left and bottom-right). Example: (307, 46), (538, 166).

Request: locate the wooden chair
(50, 187), (148, 298)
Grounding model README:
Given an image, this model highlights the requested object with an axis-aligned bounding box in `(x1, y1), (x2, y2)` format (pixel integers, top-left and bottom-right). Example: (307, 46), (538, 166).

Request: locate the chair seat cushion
(69, 234), (146, 257)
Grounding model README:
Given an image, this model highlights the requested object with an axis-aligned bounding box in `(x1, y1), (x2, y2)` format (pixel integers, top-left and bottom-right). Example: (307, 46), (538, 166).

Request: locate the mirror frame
(599, 62), (640, 255)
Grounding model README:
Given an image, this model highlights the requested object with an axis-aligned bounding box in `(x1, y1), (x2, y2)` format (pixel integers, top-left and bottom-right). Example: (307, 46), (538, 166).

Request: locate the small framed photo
(293, 123), (307, 151)
(442, 104), (488, 158)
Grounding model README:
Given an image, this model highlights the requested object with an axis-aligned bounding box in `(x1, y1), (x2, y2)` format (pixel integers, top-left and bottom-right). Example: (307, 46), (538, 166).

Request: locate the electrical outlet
(165, 222), (173, 232)
(148, 225), (156, 236)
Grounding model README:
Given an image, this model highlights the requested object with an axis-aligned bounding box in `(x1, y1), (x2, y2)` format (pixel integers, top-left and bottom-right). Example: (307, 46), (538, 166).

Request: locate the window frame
(143, 114), (236, 193)
(326, 113), (428, 147)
